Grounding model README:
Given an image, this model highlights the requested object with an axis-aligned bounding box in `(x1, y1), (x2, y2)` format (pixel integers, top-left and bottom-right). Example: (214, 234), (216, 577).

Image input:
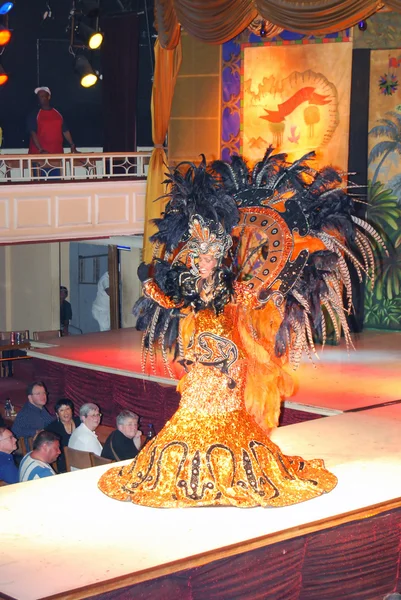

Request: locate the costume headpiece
(187, 215), (232, 260)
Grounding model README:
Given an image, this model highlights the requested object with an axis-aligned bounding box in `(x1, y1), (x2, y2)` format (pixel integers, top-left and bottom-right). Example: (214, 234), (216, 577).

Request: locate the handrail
(0, 151), (152, 183)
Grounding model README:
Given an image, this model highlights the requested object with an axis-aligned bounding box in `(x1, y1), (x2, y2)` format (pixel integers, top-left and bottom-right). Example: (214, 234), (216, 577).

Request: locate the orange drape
(142, 38), (182, 263)
(155, 0), (387, 48)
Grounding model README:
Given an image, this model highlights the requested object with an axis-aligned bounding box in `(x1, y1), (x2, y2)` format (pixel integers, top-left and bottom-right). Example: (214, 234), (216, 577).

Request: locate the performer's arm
(142, 280), (183, 309)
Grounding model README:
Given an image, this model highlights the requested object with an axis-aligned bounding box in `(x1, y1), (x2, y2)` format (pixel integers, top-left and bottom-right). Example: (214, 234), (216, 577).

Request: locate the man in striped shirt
(19, 431), (60, 482)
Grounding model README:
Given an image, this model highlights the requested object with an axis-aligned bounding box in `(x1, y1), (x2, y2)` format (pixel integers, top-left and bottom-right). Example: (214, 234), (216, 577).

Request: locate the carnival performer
(98, 149), (385, 508)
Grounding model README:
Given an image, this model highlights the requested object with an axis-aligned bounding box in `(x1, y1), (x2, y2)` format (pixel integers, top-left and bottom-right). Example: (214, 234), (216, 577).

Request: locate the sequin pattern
(98, 305), (337, 507)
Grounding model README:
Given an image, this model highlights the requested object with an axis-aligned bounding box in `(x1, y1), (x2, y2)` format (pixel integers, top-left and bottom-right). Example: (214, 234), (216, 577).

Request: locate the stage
(2, 405), (401, 599)
(0, 329), (400, 599)
(26, 328), (401, 417)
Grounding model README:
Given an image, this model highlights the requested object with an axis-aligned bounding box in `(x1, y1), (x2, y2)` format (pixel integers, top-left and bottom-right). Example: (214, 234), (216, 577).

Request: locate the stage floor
(28, 328), (401, 414)
(2, 406), (401, 600)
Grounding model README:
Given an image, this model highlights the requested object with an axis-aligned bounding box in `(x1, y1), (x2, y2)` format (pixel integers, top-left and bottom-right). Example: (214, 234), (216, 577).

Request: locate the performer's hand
(137, 262), (151, 282)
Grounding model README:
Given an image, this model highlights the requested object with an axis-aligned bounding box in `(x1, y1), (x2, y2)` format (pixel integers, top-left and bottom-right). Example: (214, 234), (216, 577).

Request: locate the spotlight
(77, 22), (103, 49)
(0, 1), (13, 15)
(74, 54), (97, 87)
(0, 63), (8, 85)
(260, 20), (267, 38)
(0, 24), (11, 46)
(358, 20), (367, 31)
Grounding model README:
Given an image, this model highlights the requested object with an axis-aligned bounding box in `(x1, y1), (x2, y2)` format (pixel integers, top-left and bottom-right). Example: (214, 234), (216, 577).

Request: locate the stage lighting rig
(74, 53), (98, 87)
(69, 0), (103, 50)
(0, 24), (11, 46)
(76, 21), (103, 49)
(0, 62), (8, 85)
(0, 2), (13, 15)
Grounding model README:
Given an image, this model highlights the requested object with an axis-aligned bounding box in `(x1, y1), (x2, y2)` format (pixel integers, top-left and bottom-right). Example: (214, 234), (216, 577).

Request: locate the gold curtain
(142, 38), (182, 262)
(155, 0), (387, 48)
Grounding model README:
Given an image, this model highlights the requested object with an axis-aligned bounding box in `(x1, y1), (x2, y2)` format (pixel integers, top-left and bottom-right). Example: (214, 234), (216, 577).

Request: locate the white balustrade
(0, 151), (151, 183)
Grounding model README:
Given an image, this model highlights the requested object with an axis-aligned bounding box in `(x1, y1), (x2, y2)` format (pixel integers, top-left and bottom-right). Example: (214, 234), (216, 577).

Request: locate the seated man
(68, 403), (103, 456)
(19, 430), (61, 482)
(0, 427), (19, 484)
(101, 410), (142, 462)
(12, 381), (54, 444)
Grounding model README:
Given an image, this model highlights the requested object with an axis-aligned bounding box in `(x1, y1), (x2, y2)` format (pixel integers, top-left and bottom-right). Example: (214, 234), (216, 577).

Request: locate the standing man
(60, 285), (72, 336)
(0, 428), (19, 484)
(19, 431), (61, 481)
(12, 381), (54, 443)
(27, 87), (77, 155)
(92, 272), (110, 331)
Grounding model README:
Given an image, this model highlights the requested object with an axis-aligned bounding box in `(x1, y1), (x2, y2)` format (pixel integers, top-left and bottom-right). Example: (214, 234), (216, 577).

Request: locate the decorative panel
(14, 196), (51, 229)
(133, 192), (146, 225)
(0, 198), (9, 231)
(56, 195), (92, 227)
(0, 180), (147, 244)
(95, 193), (129, 225)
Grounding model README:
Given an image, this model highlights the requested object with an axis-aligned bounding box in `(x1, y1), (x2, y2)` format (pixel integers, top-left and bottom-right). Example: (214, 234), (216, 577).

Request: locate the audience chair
(64, 447), (92, 472)
(32, 330), (61, 342)
(17, 436), (33, 456)
(90, 453), (112, 467)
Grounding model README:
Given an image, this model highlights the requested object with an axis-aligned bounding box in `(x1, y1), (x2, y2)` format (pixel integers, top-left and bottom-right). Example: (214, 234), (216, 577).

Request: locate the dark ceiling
(0, 0), (155, 149)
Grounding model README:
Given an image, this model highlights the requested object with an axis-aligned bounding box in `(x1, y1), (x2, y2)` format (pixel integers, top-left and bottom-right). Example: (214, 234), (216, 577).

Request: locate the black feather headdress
(150, 156), (239, 254)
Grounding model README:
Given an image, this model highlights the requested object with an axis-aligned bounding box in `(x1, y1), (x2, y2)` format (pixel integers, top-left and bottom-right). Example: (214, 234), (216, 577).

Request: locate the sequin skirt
(98, 403), (337, 508)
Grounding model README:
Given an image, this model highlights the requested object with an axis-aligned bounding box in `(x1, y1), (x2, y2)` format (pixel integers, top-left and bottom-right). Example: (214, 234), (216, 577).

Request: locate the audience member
(102, 410), (142, 462)
(0, 427), (18, 484)
(60, 286), (72, 335)
(12, 382), (54, 443)
(68, 403), (103, 455)
(45, 398), (81, 472)
(19, 430), (60, 482)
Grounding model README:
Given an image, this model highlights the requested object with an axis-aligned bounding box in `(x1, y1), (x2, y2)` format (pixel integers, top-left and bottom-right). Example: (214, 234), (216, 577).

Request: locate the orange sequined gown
(98, 290), (337, 508)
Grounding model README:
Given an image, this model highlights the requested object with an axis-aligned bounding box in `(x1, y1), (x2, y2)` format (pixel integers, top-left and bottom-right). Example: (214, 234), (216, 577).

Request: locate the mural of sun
(242, 43), (352, 170)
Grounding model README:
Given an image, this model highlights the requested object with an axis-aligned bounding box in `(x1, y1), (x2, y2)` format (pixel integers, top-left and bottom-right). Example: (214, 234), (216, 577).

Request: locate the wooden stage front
(0, 329), (400, 599)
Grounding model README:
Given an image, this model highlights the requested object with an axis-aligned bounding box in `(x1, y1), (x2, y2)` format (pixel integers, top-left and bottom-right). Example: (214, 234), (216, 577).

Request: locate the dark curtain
(80, 508), (401, 600)
(27, 359), (321, 430)
(101, 13), (139, 152)
(347, 50), (371, 333)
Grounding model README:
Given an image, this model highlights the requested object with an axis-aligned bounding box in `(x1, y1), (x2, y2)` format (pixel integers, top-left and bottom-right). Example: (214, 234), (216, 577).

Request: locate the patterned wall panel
(0, 180), (147, 243)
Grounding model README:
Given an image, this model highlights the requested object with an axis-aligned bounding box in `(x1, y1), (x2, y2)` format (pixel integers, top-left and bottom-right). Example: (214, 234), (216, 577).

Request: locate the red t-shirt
(28, 108), (67, 154)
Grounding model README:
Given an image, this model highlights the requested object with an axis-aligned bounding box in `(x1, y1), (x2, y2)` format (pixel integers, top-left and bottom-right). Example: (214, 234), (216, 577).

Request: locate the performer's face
(198, 254), (217, 279)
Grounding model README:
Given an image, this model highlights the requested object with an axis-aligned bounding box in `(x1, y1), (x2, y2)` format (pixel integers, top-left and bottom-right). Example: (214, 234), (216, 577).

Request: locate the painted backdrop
(366, 49), (401, 331)
(241, 42), (352, 170)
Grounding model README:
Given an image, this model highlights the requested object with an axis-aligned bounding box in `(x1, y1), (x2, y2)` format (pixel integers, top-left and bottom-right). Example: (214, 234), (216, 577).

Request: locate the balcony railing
(0, 151), (152, 183)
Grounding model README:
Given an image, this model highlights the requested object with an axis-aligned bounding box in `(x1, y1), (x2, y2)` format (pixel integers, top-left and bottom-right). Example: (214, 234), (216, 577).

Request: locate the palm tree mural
(365, 111), (401, 332)
(369, 111), (401, 185)
(364, 180), (401, 331)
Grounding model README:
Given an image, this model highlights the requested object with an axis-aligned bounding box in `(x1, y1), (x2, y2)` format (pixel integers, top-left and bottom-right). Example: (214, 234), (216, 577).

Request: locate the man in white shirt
(91, 272), (110, 331)
(68, 403), (103, 456)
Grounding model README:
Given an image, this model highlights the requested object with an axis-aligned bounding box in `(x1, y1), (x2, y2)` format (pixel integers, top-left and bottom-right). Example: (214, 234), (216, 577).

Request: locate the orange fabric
(291, 231), (326, 259)
(154, 0), (383, 48)
(143, 39), (182, 262)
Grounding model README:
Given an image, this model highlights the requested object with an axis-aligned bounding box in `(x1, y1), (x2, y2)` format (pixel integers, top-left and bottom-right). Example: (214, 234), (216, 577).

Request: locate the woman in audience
(45, 398), (80, 472)
(68, 403), (103, 456)
(102, 410), (142, 462)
